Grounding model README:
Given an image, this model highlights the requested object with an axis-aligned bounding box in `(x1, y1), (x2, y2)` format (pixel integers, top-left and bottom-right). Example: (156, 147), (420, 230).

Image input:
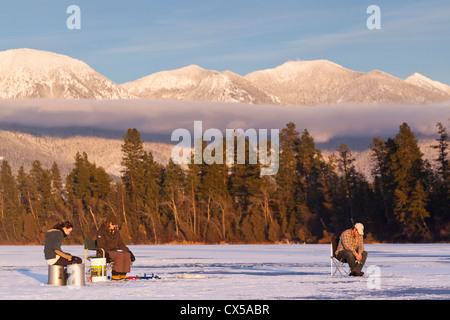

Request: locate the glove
(129, 251), (136, 262)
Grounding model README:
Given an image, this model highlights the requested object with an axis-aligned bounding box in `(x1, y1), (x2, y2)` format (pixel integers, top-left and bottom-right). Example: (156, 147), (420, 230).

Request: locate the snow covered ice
(0, 244), (449, 300)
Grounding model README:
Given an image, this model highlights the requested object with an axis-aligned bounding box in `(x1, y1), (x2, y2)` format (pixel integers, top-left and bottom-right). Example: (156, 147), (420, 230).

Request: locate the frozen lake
(0, 244), (449, 300)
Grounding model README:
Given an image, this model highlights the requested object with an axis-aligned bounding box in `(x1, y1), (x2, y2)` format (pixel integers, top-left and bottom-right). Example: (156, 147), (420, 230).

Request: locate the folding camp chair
(330, 235), (350, 276)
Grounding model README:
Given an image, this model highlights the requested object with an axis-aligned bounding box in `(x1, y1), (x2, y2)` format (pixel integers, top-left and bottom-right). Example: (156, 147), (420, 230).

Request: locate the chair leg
(331, 258), (349, 276)
(332, 259), (342, 276)
(84, 250), (87, 280)
(331, 258), (339, 276)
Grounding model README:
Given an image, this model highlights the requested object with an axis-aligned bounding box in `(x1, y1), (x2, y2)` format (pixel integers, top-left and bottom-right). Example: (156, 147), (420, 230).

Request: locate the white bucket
(67, 264), (85, 287)
(90, 257), (107, 282)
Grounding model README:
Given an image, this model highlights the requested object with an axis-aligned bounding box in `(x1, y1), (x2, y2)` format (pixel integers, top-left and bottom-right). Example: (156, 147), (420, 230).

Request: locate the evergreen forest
(0, 121), (448, 245)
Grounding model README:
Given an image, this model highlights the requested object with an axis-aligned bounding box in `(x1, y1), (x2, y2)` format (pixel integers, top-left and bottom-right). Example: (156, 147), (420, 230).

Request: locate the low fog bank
(0, 99), (447, 150)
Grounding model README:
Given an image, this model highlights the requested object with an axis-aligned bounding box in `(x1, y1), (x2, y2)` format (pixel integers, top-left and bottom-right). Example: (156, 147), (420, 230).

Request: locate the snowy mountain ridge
(121, 64), (280, 105)
(1, 48), (449, 105)
(245, 62), (450, 105)
(124, 59), (450, 106)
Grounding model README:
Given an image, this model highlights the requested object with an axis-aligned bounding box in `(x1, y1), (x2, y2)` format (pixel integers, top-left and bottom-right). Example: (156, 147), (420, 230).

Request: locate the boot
(111, 271), (121, 281)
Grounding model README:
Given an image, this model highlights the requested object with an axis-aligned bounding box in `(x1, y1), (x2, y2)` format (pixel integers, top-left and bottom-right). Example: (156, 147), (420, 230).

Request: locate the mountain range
(1, 48), (449, 105)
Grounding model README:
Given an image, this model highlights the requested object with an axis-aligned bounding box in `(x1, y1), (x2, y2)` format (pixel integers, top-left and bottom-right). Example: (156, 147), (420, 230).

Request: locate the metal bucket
(90, 257), (107, 282)
(48, 265), (66, 286)
(67, 264), (85, 287)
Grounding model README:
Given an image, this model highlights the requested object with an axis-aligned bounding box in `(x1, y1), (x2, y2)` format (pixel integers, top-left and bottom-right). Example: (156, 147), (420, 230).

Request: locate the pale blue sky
(1, 0), (449, 84)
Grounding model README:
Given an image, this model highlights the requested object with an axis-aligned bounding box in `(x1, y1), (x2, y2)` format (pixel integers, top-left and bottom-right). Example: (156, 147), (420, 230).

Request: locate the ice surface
(0, 244), (449, 300)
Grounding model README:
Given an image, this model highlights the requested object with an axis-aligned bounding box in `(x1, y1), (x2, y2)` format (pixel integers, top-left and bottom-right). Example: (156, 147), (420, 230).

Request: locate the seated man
(96, 215), (135, 281)
(335, 223), (367, 277)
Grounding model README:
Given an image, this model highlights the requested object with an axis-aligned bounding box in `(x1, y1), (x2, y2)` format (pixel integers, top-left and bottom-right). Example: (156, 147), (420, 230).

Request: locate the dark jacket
(44, 228), (67, 260)
(96, 223), (129, 254)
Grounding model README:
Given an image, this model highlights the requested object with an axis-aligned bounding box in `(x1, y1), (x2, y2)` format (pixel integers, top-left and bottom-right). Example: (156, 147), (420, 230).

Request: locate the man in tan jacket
(335, 223), (367, 276)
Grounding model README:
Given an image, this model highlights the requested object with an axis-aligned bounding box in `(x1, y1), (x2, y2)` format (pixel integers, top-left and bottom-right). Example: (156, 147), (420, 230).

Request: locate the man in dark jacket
(97, 215), (135, 281)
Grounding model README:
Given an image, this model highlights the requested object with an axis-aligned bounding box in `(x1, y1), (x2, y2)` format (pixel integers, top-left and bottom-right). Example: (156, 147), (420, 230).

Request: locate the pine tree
(370, 137), (395, 226)
(228, 135), (263, 242)
(276, 122), (301, 240)
(337, 143), (357, 225)
(185, 156), (202, 239)
(50, 162), (63, 195)
(47, 162), (67, 231)
(30, 160), (53, 221)
(428, 122), (450, 235)
(66, 152), (111, 235)
(228, 136), (261, 210)
(432, 122), (449, 192)
(161, 159), (186, 240)
(409, 181), (431, 238)
(120, 128), (147, 240)
(296, 129), (326, 241)
(16, 165), (39, 229)
(390, 123), (430, 239)
(121, 128), (145, 200)
(139, 151), (163, 243)
(316, 155), (341, 232)
(0, 160), (22, 242)
(203, 158), (230, 241)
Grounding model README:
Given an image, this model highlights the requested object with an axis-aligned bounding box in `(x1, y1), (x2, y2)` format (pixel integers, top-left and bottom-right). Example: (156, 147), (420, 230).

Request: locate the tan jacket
(335, 228), (364, 257)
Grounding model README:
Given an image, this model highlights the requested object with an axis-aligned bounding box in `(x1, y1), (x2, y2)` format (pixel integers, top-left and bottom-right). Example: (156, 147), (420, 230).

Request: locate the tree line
(0, 122), (448, 245)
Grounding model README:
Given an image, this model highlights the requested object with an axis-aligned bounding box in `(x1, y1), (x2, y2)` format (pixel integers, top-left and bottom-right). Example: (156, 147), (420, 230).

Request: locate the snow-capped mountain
(121, 65), (280, 105)
(326, 70), (449, 105)
(245, 61), (450, 106)
(405, 72), (450, 97)
(0, 48), (134, 99)
(245, 60), (362, 106)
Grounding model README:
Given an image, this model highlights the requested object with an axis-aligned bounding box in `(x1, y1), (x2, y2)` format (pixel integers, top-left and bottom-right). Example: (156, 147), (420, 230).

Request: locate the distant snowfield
(0, 244), (449, 300)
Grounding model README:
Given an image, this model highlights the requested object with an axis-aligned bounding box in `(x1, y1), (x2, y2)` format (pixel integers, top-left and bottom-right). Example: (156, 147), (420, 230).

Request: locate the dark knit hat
(106, 214), (118, 225)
